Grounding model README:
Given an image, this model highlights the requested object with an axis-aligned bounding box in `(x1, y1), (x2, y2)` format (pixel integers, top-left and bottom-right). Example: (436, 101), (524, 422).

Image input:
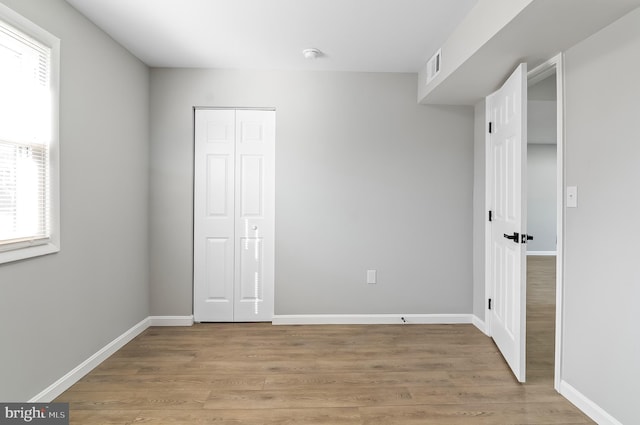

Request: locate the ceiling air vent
(426, 49), (442, 84)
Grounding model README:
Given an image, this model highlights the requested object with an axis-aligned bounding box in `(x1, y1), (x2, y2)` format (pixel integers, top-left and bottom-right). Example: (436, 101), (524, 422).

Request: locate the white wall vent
(426, 49), (442, 84)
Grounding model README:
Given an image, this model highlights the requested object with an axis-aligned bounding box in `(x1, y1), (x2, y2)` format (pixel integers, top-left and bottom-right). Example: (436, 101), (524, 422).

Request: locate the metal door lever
(503, 232), (519, 242)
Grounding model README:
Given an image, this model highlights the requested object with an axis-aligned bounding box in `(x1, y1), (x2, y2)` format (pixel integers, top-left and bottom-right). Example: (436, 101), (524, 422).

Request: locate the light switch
(567, 186), (578, 208)
(367, 270), (377, 284)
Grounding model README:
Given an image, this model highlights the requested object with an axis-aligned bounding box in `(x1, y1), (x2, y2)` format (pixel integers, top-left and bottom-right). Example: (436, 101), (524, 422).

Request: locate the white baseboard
(472, 315), (489, 336)
(560, 380), (623, 425)
(527, 251), (557, 256)
(272, 314), (474, 325)
(29, 317), (150, 403)
(149, 315), (194, 326)
(29, 315), (194, 402)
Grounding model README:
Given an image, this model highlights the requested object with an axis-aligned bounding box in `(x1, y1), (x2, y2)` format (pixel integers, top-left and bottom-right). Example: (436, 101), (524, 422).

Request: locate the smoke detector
(302, 48), (322, 59)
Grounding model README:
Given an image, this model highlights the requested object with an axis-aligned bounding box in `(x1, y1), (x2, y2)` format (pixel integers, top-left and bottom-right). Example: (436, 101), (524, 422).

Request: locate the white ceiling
(63, 0), (477, 72)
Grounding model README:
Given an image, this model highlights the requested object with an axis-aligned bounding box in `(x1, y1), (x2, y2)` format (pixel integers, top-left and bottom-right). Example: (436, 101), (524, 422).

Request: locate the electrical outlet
(366, 270), (377, 284)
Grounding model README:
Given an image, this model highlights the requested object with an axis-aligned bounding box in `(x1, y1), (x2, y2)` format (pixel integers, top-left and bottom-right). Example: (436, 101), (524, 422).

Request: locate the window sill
(0, 241), (60, 265)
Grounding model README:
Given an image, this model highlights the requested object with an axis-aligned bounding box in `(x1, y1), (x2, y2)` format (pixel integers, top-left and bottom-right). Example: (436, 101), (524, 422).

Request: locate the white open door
(486, 63), (528, 382)
(194, 109), (275, 322)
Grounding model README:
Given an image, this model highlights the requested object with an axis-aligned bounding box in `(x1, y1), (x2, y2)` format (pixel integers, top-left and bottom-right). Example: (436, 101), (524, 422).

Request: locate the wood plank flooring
(56, 257), (593, 424)
(526, 255), (557, 385)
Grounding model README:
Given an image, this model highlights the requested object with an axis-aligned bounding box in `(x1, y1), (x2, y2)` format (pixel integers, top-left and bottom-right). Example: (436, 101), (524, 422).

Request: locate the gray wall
(0, 0), (149, 401)
(563, 8), (640, 425)
(526, 144), (556, 252)
(528, 75), (556, 101)
(149, 70), (474, 316)
(528, 100), (557, 144)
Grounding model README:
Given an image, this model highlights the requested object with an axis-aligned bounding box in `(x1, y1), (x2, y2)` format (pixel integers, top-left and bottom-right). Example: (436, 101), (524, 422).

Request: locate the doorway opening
(484, 55), (564, 389)
(526, 70), (558, 387)
(526, 56), (564, 390)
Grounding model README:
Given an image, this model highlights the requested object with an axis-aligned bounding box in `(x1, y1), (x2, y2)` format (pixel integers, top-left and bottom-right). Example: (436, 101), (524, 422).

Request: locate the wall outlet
(367, 270), (377, 284)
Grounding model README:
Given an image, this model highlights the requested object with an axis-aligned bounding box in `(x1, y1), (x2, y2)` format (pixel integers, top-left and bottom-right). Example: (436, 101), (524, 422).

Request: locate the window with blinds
(0, 4), (59, 263)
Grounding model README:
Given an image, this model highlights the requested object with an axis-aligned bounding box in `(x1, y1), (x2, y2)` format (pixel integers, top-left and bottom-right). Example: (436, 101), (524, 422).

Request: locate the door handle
(503, 232), (520, 243)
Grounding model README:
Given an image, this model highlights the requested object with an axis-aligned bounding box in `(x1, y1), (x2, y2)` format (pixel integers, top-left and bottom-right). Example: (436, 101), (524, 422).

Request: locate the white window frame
(0, 3), (60, 264)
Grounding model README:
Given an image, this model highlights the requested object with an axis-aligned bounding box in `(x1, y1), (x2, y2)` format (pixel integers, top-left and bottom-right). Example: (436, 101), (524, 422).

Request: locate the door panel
(240, 155), (264, 217)
(487, 63), (528, 382)
(234, 110), (275, 322)
(206, 155), (232, 217)
(205, 237), (232, 300)
(194, 109), (236, 322)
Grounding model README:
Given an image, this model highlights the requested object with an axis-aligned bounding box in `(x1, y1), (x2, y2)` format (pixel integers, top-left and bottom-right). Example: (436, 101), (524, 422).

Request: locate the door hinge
(488, 298), (492, 310)
(488, 122), (493, 134)
(488, 210), (493, 222)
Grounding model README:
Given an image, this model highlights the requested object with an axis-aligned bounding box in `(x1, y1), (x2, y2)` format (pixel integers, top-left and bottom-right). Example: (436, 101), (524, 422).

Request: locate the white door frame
(484, 53), (565, 391)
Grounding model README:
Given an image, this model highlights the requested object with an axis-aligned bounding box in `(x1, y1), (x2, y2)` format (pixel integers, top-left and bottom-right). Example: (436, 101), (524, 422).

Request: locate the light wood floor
(56, 257), (593, 424)
(526, 255), (557, 386)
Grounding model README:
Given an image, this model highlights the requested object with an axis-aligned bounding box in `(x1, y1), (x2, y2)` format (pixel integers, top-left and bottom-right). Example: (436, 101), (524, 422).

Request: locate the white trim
(29, 317), (150, 403)
(472, 315), (490, 336)
(29, 315), (194, 402)
(560, 381), (623, 425)
(149, 315), (194, 326)
(526, 251), (557, 256)
(554, 54), (566, 393)
(272, 314), (474, 326)
(484, 96), (493, 336)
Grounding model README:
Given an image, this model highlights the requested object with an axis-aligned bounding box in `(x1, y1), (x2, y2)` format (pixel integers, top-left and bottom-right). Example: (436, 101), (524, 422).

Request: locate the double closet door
(193, 109), (275, 322)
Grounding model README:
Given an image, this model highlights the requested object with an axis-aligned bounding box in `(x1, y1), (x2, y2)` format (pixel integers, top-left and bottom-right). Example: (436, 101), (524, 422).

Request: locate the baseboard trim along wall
(29, 317), (150, 402)
(472, 315), (489, 335)
(149, 315), (194, 326)
(29, 315), (194, 402)
(527, 251), (557, 256)
(272, 314), (476, 325)
(560, 380), (623, 425)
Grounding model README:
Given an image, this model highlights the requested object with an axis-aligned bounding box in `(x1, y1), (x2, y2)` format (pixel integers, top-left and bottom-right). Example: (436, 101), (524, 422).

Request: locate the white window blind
(0, 17), (52, 250)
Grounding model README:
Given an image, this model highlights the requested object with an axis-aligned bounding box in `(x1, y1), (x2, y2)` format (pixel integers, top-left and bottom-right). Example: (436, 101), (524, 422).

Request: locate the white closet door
(194, 109), (275, 322)
(194, 109), (236, 322)
(234, 110), (275, 322)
